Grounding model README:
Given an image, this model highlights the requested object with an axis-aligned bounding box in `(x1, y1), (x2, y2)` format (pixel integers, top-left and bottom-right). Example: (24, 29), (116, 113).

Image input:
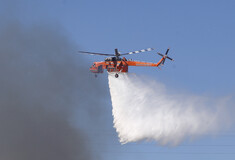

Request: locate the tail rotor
(157, 48), (174, 65)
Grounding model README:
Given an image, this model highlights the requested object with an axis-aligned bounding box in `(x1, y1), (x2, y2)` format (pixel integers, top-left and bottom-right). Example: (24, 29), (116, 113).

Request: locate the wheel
(95, 74), (98, 78)
(115, 73), (119, 78)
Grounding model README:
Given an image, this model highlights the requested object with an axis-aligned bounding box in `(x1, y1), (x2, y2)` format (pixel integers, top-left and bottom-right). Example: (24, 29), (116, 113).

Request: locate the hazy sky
(1, 0), (235, 160)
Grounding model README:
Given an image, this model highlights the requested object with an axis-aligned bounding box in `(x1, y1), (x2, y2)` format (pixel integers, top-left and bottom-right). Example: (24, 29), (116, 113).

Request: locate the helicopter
(78, 48), (174, 78)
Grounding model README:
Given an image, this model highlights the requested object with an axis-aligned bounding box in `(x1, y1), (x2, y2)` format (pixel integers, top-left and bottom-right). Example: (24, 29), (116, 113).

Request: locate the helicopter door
(98, 65), (103, 73)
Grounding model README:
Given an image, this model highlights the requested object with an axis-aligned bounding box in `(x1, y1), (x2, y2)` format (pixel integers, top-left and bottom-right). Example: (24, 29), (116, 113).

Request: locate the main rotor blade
(120, 48), (154, 55)
(78, 51), (114, 56)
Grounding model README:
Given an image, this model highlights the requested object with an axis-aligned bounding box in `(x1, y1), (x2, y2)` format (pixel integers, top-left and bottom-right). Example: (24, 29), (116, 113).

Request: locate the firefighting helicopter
(78, 48), (174, 78)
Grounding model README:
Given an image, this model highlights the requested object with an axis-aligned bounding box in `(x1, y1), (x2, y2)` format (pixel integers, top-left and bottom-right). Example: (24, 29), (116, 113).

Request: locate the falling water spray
(108, 73), (232, 145)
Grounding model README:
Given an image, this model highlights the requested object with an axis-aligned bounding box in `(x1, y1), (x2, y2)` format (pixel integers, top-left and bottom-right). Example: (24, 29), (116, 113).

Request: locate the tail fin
(157, 48), (174, 65)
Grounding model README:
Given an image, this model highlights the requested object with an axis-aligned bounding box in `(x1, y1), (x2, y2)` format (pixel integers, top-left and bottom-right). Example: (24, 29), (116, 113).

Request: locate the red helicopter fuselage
(89, 56), (167, 74)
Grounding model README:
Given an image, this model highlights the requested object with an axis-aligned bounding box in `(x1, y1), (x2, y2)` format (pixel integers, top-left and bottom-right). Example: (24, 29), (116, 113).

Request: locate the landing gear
(95, 74), (98, 78)
(115, 73), (119, 78)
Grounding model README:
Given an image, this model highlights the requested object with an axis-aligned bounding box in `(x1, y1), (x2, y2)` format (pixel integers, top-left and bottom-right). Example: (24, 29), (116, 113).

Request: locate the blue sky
(1, 0), (235, 159)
